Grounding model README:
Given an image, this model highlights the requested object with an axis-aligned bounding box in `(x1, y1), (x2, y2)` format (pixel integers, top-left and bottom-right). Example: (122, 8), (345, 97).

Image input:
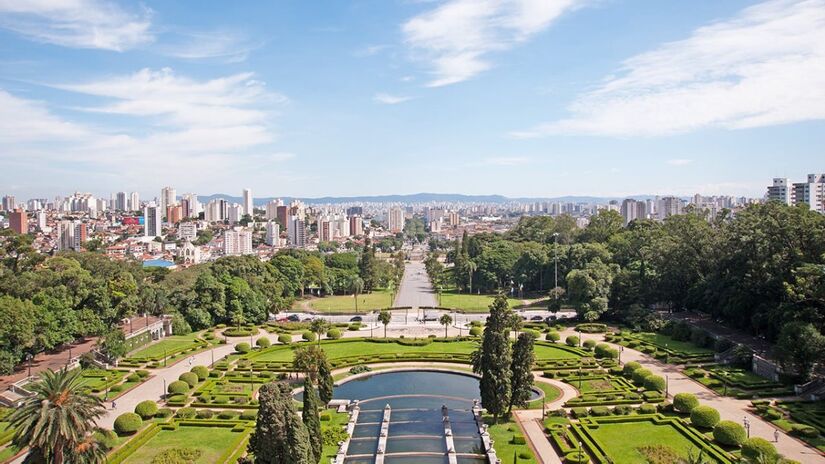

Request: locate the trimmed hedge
(134, 400), (158, 419)
(690, 406), (721, 429)
(327, 328), (342, 340)
(176, 407), (196, 419)
(191, 365), (209, 381)
(168, 380), (190, 394)
(742, 437), (778, 462)
(673, 393), (699, 413)
(583, 339), (596, 350)
(622, 361), (642, 377)
(546, 331), (560, 342)
(632, 368), (652, 385)
(277, 334), (292, 344)
(179, 372), (199, 387)
(256, 337), (271, 348)
(302, 331), (316, 342)
(234, 342), (251, 354)
(469, 327), (482, 336)
(114, 412), (142, 435)
(713, 420), (747, 447)
(566, 336), (580, 347)
(644, 375), (666, 392)
(155, 408), (173, 418)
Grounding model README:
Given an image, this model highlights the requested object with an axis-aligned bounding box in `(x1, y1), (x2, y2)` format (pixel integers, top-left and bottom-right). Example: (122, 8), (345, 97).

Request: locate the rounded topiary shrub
(113, 412), (142, 435)
(690, 405), (721, 429)
(256, 337), (271, 348)
(167, 380), (190, 394)
(179, 372), (199, 387)
(566, 336), (580, 347)
(673, 393), (699, 413)
(155, 407), (173, 418)
(742, 437), (778, 461)
(622, 361), (642, 377)
(218, 410), (240, 419)
(643, 375), (666, 392)
(126, 373), (140, 382)
(714, 420), (747, 447)
(564, 450), (589, 464)
(176, 407), (196, 418)
(790, 424), (819, 438)
(582, 339), (596, 350)
(278, 334), (292, 344)
(632, 368), (652, 385)
(234, 342), (251, 354)
(302, 331), (316, 342)
(136, 369), (150, 378)
(240, 410), (258, 420)
(190, 365), (209, 381)
(469, 327), (482, 336)
(327, 328), (342, 340)
(196, 409), (215, 419)
(638, 404), (657, 414)
(134, 400), (158, 419)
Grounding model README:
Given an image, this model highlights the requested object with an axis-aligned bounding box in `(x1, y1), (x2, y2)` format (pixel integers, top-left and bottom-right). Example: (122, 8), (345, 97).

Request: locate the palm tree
(467, 261), (477, 295)
(350, 276), (364, 314)
(439, 314), (453, 338)
(8, 369), (106, 464)
(378, 310), (392, 338)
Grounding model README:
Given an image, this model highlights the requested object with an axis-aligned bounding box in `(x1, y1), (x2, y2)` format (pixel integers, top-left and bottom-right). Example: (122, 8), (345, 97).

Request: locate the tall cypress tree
(358, 239), (377, 292)
(510, 331), (536, 412)
(473, 294), (513, 423)
(248, 382), (312, 464)
(302, 378), (323, 464)
(318, 357), (334, 405)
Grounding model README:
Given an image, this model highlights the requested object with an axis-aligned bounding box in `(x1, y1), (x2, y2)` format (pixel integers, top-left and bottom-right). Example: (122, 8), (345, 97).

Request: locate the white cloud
(0, 69), (291, 191)
(402, 0), (581, 87)
(513, 0), (825, 137)
(0, 0), (153, 51)
(354, 44), (390, 57)
(373, 93), (414, 104)
(161, 31), (261, 63)
(667, 159), (693, 166)
(484, 156), (530, 166)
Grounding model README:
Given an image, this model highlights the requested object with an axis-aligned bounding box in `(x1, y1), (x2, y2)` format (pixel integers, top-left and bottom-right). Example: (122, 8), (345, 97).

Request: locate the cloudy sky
(1, 0), (823, 200)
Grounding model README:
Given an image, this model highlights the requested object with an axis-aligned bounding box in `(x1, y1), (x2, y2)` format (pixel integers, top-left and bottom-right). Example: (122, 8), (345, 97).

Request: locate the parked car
(530, 315), (544, 321)
(287, 314), (300, 322)
(350, 316), (363, 322)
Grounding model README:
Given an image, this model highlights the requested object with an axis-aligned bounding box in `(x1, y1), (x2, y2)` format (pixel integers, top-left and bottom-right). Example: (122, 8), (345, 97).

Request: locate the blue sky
(1, 0), (823, 200)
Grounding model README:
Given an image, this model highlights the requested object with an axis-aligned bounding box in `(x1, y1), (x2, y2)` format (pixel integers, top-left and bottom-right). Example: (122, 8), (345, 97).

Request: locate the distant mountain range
(197, 192), (661, 205)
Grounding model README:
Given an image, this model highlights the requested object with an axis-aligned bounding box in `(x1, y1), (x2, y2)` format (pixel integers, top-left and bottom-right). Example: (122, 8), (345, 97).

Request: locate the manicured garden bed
(120, 333), (210, 367)
(485, 414), (537, 464)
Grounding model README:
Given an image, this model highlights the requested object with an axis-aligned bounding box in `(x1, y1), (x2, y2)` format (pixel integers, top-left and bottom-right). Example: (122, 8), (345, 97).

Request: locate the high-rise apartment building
(160, 186), (176, 218)
(144, 204), (162, 237)
(36, 210), (47, 231)
(766, 178), (792, 205)
(276, 205), (289, 229)
(205, 199), (227, 223)
(166, 205), (183, 224)
(129, 192), (140, 211)
(242, 188), (253, 217)
(621, 199), (648, 226)
(224, 228), (253, 256)
(349, 216), (363, 236)
(265, 221), (280, 246)
(657, 196), (683, 220)
(792, 174), (825, 213)
(388, 207), (405, 233)
(227, 204), (243, 225)
(265, 200), (282, 221)
(287, 216), (306, 248)
(115, 192), (128, 211)
(2, 195), (16, 212)
(9, 209), (27, 234)
(57, 220), (86, 251)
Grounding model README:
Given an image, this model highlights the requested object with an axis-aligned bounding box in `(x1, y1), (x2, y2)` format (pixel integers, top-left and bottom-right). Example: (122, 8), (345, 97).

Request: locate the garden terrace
(240, 338), (585, 372)
(119, 333), (212, 368)
(188, 373), (276, 409)
(609, 331), (715, 364)
(562, 374), (663, 407)
(108, 417), (254, 464)
(684, 366), (793, 398)
(563, 414), (734, 464)
(769, 400), (825, 452)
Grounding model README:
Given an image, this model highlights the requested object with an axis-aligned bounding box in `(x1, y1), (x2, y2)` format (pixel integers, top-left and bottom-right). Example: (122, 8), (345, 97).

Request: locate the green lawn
(577, 378), (624, 394)
(527, 382), (562, 409)
(320, 409), (350, 462)
(299, 289), (394, 313)
(587, 420), (724, 464)
(121, 426), (248, 464)
(127, 334), (204, 359)
(248, 339), (580, 364)
(439, 291), (524, 312)
(631, 332), (713, 355)
(486, 415), (537, 464)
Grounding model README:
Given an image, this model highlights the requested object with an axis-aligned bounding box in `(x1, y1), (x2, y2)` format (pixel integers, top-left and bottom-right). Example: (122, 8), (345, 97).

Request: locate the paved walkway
(0, 337), (97, 391)
(394, 260), (438, 308)
(513, 375), (578, 464)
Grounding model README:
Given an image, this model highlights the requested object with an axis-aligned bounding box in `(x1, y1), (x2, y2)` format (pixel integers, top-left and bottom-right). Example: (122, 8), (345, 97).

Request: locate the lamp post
(211, 349), (214, 368)
(27, 353), (33, 378)
(162, 379), (167, 399)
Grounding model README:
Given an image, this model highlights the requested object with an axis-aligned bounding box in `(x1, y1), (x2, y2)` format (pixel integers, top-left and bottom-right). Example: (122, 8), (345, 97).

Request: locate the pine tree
(249, 382), (313, 464)
(510, 331), (536, 412)
(473, 294), (513, 422)
(318, 357), (334, 405)
(302, 379), (323, 464)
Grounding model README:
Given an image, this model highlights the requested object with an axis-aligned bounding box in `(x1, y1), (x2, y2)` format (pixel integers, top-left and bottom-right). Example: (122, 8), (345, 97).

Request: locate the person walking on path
(775, 429), (780, 443)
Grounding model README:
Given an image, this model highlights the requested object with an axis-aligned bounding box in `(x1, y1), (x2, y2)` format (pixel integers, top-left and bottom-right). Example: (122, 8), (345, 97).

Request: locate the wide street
(394, 259), (438, 308)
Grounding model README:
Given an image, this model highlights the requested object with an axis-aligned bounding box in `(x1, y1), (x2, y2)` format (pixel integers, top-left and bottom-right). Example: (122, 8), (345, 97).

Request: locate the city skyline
(1, 0), (824, 199)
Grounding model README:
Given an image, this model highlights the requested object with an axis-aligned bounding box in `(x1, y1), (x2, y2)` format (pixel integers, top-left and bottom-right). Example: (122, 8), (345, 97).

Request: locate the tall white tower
(242, 188), (253, 217)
